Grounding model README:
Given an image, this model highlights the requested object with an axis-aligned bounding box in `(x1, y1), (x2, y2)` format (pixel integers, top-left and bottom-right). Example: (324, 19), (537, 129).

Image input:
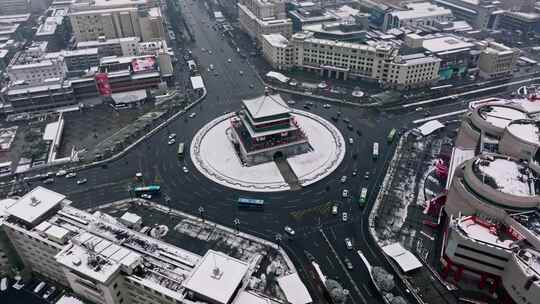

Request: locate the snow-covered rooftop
(381, 242), (423, 273)
(55, 295), (85, 304)
(262, 34), (289, 48)
(506, 120), (540, 145)
(7, 186), (66, 225)
(277, 272), (313, 304)
(474, 157), (535, 197)
(182, 250), (249, 304)
(414, 119), (444, 136)
(457, 216), (515, 249)
(478, 105), (527, 129)
(56, 232), (141, 283)
(120, 212), (141, 225)
(422, 35), (474, 53)
(235, 291), (277, 304)
(242, 94), (291, 120)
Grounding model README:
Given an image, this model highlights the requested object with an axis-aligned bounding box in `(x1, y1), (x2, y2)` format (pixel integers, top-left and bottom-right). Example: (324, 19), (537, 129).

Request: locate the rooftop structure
(422, 35), (475, 54)
(182, 250), (249, 304)
(383, 2), (453, 30)
(6, 186), (67, 226)
(242, 93), (290, 120)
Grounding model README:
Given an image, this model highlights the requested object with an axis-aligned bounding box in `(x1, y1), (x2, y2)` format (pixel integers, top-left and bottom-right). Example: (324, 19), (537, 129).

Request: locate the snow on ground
(191, 111), (344, 192)
(191, 113), (289, 192)
(287, 110), (345, 187)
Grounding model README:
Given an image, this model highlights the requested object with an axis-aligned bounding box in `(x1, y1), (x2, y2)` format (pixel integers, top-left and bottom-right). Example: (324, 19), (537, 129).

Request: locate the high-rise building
(382, 2), (453, 31)
(477, 41), (520, 79)
(238, 0), (292, 43)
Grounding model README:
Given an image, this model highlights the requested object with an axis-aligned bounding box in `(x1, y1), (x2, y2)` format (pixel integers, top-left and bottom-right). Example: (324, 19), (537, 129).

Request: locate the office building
(238, 0), (292, 43)
(382, 2), (453, 31)
(263, 31), (440, 89)
(1, 81), (76, 113)
(356, 0), (391, 29)
(69, 3), (165, 42)
(432, 0), (501, 29)
(0, 186), (311, 304)
(477, 41), (519, 79)
(45, 48), (100, 72)
(497, 11), (540, 38)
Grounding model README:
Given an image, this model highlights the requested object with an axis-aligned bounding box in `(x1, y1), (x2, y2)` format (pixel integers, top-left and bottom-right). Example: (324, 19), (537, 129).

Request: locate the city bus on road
(358, 187), (368, 207)
(177, 142), (185, 159)
(387, 128), (397, 143)
(134, 185), (161, 195)
(237, 197), (264, 208)
(372, 142), (379, 160)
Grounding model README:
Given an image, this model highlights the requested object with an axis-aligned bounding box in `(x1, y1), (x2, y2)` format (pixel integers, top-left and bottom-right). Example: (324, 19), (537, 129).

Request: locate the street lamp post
(198, 206), (205, 222)
(233, 218), (240, 234)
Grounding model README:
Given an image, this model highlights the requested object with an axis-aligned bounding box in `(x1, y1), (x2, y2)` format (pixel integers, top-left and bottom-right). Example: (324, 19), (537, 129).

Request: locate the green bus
(358, 187), (368, 207)
(177, 142), (185, 159)
(387, 128), (397, 143)
(133, 185), (161, 195)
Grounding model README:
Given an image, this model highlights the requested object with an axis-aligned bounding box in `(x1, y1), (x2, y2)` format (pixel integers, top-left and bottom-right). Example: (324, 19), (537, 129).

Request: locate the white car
(227, 58), (232, 63)
(168, 138), (176, 145)
(168, 133), (176, 139)
(348, 138), (354, 145)
(56, 170), (67, 177)
(332, 205), (338, 215)
(189, 112), (197, 118)
(208, 50), (213, 54)
(209, 64), (214, 70)
(345, 238), (353, 250)
(342, 212), (348, 222)
(287, 100), (296, 105)
(76, 178), (87, 185)
(340, 175), (347, 183)
(65, 172), (77, 178)
(239, 70), (244, 75)
(284, 226), (295, 236)
(342, 189), (349, 198)
(182, 166), (189, 173)
(141, 194), (152, 199)
(323, 104), (331, 109)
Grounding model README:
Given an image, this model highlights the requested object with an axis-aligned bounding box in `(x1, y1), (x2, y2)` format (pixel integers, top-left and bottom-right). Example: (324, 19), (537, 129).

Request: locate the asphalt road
(12, 2), (489, 303)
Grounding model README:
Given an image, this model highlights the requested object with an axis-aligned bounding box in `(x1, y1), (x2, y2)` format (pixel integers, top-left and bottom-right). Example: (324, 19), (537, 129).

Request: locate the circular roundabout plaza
(190, 110), (346, 192)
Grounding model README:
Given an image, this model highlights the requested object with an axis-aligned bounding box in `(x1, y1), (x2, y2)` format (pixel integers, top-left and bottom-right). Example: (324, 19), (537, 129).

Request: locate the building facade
(478, 41), (520, 79)
(264, 31), (440, 89)
(76, 36), (140, 58)
(433, 0), (501, 29)
(7, 53), (67, 86)
(0, 0), (30, 15)
(238, 0), (292, 43)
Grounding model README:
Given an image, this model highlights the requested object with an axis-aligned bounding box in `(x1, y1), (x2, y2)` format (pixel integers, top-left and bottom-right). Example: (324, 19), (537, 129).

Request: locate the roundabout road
(14, 2), (488, 303)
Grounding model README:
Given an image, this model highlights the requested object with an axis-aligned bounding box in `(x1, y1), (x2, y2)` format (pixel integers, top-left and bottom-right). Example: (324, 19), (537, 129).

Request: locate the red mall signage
(95, 72), (112, 96)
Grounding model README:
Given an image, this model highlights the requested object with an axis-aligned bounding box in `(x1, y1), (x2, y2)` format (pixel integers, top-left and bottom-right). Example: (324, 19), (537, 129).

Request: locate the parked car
(340, 175), (347, 183)
(352, 170), (357, 176)
(189, 112), (197, 118)
(182, 166), (189, 173)
(56, 170), (67, 177)
(345, 238), (353, 250)
(43, 286), (56, 300)
(168, 138), (176, 145)
(65, 172), (77, 178)
(76, 178), (87, 185)
(284, 226), (295, 236)
(332, 205), (338, 215)
(34, 282), (46, 294)
(342, 189), (349, 198)
(43, 178), (54, 184)
(342, 212), (348, 222)
(364, 171), (370, 180)
(323, 104), (331, 109)
(348, 138), (354, 144)
(168, 133), (176, 139)
(141, 194), (152, 199)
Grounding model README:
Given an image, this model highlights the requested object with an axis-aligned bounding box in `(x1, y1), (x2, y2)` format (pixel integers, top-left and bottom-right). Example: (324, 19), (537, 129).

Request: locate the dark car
(344, 258), (354, 270)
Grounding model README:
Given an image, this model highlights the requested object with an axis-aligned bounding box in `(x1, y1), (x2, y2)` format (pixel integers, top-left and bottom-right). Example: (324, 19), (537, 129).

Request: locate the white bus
(372, 142), (379, 160)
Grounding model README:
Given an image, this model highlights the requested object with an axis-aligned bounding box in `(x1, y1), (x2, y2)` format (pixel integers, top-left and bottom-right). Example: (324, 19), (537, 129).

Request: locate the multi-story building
(440, 98), (540, 303)
(69, 4), (165, 42)
(261, 34), (292, 70)
(1, 81), (76, 113)
(76, 36), (140, 57)
(263, 31), (440, 89)
(0, 0), (30, 15)
(0, 186), (312, 304)
(356, 0), (391, 29)
(382, 2), (453, 31)
(432, 0), (501, 29)
(238, 0), (292, 43)
(45, 48), (100, 72)
(7, 52), (67, 86)
(477, 41), (519, 79)
(497, 11), (540, 39)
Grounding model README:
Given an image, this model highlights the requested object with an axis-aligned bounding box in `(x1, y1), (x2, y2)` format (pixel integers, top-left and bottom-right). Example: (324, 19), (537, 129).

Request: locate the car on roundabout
(284, 226), (295, 236)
